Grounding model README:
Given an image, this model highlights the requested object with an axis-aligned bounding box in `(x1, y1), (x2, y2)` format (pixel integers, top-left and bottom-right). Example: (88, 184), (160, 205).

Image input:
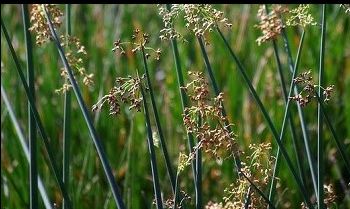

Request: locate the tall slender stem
(317, 5), (326, 209)
(197, 36), (242, 173)
(22, 4), (37, 209)
(63, 4), (72, 209)
(1, 84), (53, 209)
(1, 17), (72, 209)
(280, 22), (318, 198)
(139, 73), (163, 209)
(43, 7), (125, 209)
(217, 27), (312, 208)
(140, 47), (176, 194)
(166, 3), (198, 199)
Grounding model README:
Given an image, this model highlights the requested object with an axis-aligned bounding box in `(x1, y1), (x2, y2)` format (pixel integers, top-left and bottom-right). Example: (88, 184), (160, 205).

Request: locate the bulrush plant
(2, 4), (350, 209)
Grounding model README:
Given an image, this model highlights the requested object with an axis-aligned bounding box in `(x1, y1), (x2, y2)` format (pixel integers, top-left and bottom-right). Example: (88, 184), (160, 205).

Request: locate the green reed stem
(63, 4), (72, 209)
(166, 2), (198, 198)
(195, 115), (202, 209)
(1, 17), (72, 209)
(317, 5), (326, 209)
(21, 4), (37, 209)
(138, 71), (163, 209)
(1, 84), (53, 209)
(197, 36), (242, 173)
(217, 27), (312, 208)
(140, 47), (176, 194)
(172, 173), (180, 209)
(280, 21), (318, 198)
(267, 30), (310, 205)
(43, 7), (125, 209)
(264, 4), (306, 190)
(314, 93), (350, 173)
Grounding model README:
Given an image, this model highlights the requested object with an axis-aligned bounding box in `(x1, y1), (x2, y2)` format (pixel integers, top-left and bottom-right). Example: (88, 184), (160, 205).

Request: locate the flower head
(92, 75), (145, 116)
(286, 4), (317, 27)
(255, 4), (288, 45)
(29, 4), (63, 45)
(158, 4), (232, 41)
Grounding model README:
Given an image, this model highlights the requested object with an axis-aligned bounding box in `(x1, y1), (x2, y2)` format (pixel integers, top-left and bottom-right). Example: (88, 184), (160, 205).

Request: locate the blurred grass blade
(140, 47), (176, 194)
(21, 4), (37, 209)
(317, 5), (326, 209)
(216, 27), (312, 208)
(1, 17), (72, 209)
(63, 4), (72, 209)
(1, 84), (53, 209)
(42, 6), (125, 209)
(139, 71), (163, 209)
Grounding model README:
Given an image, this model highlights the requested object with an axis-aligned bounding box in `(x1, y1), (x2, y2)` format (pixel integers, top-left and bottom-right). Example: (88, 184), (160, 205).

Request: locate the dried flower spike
(286, 4), (317, 27)
(158, 4), (232, 42)
(182, 71), (238, 160)
(92, 74), (145, 116)
(289, 70), (335, 107)
(56, 35), (93, 94)
(112, 29), (161, 60)
(29, 4), (63, 45)
(255, 4), (288, 45)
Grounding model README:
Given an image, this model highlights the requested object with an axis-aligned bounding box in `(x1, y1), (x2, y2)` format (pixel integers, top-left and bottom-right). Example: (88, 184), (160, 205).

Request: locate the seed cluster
(92, 75), (145, 116)
(29, 4), (93, 94)
(205, 143), (274, 209)
(29, 4), (63, 45)
(286, 4), (317, 27)
(289, 70), (334, 107)
(182, 71), (237, 160)
(112, 29), (161, 60)
(56, 35), (93, 93)
(158, 4), (232, 41)
(255, 4), (288, 45)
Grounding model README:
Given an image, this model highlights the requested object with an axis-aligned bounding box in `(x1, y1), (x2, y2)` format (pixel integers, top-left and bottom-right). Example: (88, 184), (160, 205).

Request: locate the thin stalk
(317, 5), (326, 209)
(63, 4), (72, 209)
(314, 95), (350, 173)
(240, 172), (276, 209)
(217, 27), (312, 208)
(1, 84), (53, 209)
(280, 21), (318, 198)
(42, 7), (125, 209)
(268, 30), (312, 205)
(172, 173), (180, 209)
(244, 186), (252, 209)
(140, 47), (176, 194)
(264, 4), (306, 190)
(22, 4), (37, 209)
(166, 3), (198, 198)
(197, 36), (242, 173)
(1, 17), (72, 209)
(139, 73), (163, 209)
(195, 115), (202, 209)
